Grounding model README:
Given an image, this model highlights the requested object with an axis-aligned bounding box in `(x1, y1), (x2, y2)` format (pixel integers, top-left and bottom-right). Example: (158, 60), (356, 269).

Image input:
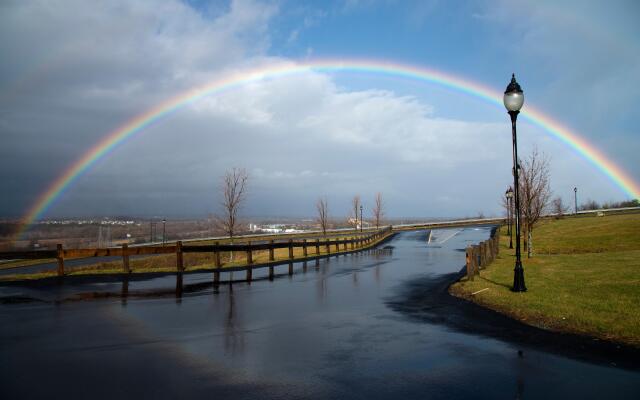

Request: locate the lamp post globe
(505, 73), (526, 292)
(504, 74), (524, 112)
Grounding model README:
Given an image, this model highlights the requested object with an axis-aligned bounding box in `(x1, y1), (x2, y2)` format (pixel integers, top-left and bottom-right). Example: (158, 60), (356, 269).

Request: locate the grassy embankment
(0, 230), (390, 281)
(450, 212), (640, 347)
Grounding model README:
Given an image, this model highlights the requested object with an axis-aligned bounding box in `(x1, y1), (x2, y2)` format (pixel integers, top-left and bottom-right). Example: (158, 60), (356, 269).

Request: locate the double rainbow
(15, 59), (640, 239)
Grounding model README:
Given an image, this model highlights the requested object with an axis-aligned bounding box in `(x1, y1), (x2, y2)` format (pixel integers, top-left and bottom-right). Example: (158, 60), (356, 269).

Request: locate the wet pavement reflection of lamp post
(506, 186), (514, 249)
(504, 74), (526, 292)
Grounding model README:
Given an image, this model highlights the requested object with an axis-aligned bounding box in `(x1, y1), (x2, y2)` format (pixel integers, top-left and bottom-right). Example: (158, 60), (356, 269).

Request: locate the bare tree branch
(552, 196), (568, 219)
(350, 195), (361, 230)
(317, 197), (329, 236)
(217, 167), (249, 240)
(519, 149), (551, 258)
(372, 192), (384, 229)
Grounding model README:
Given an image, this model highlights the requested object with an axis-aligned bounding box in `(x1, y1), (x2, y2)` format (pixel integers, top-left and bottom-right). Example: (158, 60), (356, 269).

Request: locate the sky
(0, 0), (638, 220)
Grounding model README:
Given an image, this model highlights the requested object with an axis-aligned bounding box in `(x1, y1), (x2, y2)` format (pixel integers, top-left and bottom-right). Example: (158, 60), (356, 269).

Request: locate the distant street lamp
(360, 205), (363, 233)
(162, 218), (166, 246)
(505, 186), (514, 249)
(574, 187), (578, 215)
(504, 74), (526, 292)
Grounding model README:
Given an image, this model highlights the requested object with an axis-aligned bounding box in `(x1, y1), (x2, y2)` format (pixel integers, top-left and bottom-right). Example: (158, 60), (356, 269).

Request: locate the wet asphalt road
(1, 228), (639, 399)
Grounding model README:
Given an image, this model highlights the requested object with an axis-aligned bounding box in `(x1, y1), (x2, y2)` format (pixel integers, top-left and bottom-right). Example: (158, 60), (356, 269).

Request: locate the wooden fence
(0, 226), (394, 282)
(464, 226), (500, 281)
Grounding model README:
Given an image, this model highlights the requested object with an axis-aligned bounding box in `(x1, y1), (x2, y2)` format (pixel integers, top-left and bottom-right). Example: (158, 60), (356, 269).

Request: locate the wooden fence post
(176, 241), (184, 272)
(246, 267), (252, 282)
(482, 242), (488, 266)
(325, 239), (330, 254)
(465, 246), (474, 281)
(246, 241), (253, 265)
(350, 238), (355, 250)
(473, 245), (480, 275)
(343, 241), (347, 251)
(269, 265), (274, 279)
(56, 244), (64, 277)
(214, 241), (221, 267)
(485, 242), (490, 266)
(214, 241), (221, 284)
(303, 239), (308, 257)
(485, 241), (491, 264)
(288, 262), (293, 275)
(122, 243), (130, 273)
(288, 239), (294, 259)
(335, 240), (339, 252)
(269, 240), (275, 261)
(493, 237), (497, 259)
(316, 239), (320, 254)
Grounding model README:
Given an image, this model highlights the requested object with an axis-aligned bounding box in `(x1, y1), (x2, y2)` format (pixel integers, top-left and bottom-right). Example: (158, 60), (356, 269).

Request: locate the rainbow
(14, 59), (640, 240)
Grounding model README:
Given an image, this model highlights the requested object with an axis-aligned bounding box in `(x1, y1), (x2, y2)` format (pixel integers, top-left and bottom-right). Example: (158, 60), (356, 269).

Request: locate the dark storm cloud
(1, 0), (638, 220)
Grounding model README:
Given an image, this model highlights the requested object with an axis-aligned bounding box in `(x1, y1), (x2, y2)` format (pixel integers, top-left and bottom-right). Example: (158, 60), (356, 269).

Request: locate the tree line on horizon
(214, 167), (386, 241)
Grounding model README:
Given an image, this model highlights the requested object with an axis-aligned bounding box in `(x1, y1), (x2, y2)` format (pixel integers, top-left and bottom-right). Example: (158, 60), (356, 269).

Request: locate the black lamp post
(505, 186), (514, 249)
(504, 74), (526, 292)
(162, 218), (166, 246)
(574, 187), (578, 215)
(360, 205), (363, 232)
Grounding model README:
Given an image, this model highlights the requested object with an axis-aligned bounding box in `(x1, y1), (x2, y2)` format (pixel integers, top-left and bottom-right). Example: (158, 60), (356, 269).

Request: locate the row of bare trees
(214, 168), (386, 244)
(317, 193), (385, 236)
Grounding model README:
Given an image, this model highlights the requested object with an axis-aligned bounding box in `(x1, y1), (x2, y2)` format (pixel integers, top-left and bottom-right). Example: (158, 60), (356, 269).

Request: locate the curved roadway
(1, 228), (638, 399)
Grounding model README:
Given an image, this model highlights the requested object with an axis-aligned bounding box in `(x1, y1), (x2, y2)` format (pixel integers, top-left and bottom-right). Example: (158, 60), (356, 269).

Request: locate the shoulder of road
(450, 210), (640, 348)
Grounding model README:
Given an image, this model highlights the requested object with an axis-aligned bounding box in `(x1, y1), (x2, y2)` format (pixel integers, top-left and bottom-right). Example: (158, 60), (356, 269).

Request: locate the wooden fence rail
(0, 226), (394, 278)
(465, 226), (500, 281)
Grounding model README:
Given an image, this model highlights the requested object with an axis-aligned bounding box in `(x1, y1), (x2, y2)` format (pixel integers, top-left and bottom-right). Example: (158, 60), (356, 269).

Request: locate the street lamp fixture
(162, 218), (166, 246)
(505, 186), (514, 249)
(504, 73), (526, 292)
(360, 205), (363, 233)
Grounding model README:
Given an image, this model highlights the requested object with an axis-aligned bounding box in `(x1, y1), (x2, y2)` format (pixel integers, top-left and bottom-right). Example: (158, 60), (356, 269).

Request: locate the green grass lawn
(450, 212), (640, 347)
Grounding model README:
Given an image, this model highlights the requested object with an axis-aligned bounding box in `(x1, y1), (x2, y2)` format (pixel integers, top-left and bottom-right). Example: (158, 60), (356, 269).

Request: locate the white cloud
(1, 0), (634, 219)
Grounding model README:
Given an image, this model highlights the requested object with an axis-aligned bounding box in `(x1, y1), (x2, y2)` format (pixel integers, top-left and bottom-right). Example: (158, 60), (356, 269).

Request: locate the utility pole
(149, 220), (157, 243)
(162, 218), (166, 246)
(574, 187), (578, 215)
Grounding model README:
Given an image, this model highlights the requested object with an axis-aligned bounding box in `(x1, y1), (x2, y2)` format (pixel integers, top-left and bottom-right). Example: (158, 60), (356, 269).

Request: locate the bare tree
(372, 192), (384, 229)
(580, 199), (600, 211)
(317, 197), (329, 236)
(519, 149), (551, 258)
(350, 195), (361, 230)
(552, 196), (568, 219)
(217, 168), (249, 260)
